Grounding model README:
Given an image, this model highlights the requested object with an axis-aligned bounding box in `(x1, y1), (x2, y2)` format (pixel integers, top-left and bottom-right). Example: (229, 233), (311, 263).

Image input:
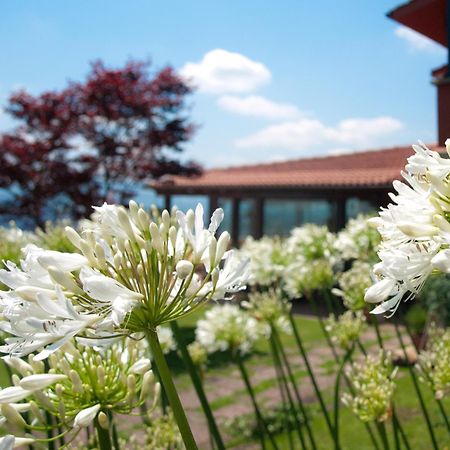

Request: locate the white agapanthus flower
(0, 339), (158, 445)
(195, 304), (268, 355)
(0, 202), (249, 359)
(286, 224), (337, 263)
(239, 236), (287, 287)
(334, 215), (380, 262)
(156, 326), (177, 354)
(365, 141), (450, 315)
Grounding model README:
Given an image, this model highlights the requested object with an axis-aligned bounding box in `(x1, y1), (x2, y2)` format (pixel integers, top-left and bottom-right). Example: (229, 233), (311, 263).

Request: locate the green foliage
(35, 220), (77, 252)
(404, 303), (428, 335)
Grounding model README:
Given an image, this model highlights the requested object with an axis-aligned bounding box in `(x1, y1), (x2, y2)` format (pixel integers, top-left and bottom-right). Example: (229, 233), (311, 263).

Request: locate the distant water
(0, 185), (209, 229)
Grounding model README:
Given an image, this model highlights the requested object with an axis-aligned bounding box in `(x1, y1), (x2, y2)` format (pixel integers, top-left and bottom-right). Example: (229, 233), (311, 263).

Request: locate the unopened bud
(98, 411), (109, 430)
(69, 370), (84, 393)
(137, 208), (150, 229)
(118, 208), (136, 241)
(176, 260), (194, 280)
(216, 231), (230, 264)
(97, 366), (105, 387)
(211, 268), (220, 288)
(162, 210), (171, 232)
(1, 404), (26, 427)
(48, 266), (82, 294)
(149, 223), (164, 254)
(209, 237), (217, 267)
(65, 226), (82, 248)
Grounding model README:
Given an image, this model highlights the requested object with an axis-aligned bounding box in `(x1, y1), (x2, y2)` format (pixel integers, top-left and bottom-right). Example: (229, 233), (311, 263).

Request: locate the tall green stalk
(269, 333), (306, 450)
(170, 321), (226, 450)
(271, 325), (317, 450)
(393, 323), (439, 450)
(234, 351), (280, 450)
(272, 352), (296, 450)
(288, 311), (335, 440)
(403, 319), (450, 436)
(95, 418), (113, 450)
(333, 344), (354, 450)
(146, 329), (198, 450)
(306, 297), (380, 449)
(375, 421), (390, 450)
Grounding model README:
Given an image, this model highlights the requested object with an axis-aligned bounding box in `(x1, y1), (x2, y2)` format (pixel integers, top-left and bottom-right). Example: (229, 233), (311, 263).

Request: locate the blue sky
(0, 0), (447, 168)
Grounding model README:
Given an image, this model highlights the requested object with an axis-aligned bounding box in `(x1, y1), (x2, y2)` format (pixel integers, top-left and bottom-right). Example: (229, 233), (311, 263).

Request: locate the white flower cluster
(239, 236), (286, 287)
(0, 202), (249, 359)
(242, 289), (291, 335)
(0, 339), (158, 444)
(283, 224), (337, 299)
(334, 215), (380, 263)
(342, 352), (397, 423)
(333, 261), (373, 312)
(417, 326), (450, 399)
(325, 310), (367, 350)
(365, 141), (450, 315)
(157, 326), (177, 355)
(195, 304), (268, 355)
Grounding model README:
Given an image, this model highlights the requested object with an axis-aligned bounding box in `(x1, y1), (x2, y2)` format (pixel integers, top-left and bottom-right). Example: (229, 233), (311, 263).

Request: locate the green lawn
(177, 310), (450, 449)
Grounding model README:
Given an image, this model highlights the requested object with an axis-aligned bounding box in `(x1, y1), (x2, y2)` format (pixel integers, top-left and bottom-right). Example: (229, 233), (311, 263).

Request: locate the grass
(174, 309), (450, 449)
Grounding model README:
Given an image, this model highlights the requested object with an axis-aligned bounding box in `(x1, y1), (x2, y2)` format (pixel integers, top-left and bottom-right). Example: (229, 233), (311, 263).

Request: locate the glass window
(263, 199), (332, 236)
(217, 198), (232, 234)
(238, 199), (255, 242)
(346, 197), (377, 220)
(170, 195), (209, 214)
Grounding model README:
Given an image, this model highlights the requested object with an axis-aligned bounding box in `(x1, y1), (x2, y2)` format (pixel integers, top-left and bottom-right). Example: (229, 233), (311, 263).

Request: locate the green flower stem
(392, 408), (411, 450)
(305, 296), (380, 449)
(152, 360), (168, 413)
(333, 344), (354, 450)
(271, 325), (317, 450)
(269, 333), (307, 450)
(288, 311), (335, 440)
(146, 329), (198, 450)
(234, 351), (280, 450)
(392, 410), (400, 450)
(371, 315), (385, 351)
(375, 421), (390, 450)
(393, 323), (439, 450)
(170, 321), (226, 450)
(272, 350), (296, 450)
(403, 319), (450, 436)
(95, 417), (112, 450)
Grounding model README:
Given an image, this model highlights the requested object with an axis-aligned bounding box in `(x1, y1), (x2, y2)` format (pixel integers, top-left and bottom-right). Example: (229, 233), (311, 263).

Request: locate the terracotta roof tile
(152, 144), (442, 192)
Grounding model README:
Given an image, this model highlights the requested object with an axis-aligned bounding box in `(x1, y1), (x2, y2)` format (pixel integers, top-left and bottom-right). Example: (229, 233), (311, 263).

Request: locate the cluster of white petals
(342, 352), (397, 423)
(365, 141), (450, 315)
(239, 236), (287, 287)
(0, 202), (249, 359)
(334, 215), (380, 262)
(195, 304), (268, 355)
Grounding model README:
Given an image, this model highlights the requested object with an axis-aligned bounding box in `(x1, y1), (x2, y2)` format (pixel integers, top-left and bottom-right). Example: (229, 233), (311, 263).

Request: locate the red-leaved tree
(0, 59), (200, 226)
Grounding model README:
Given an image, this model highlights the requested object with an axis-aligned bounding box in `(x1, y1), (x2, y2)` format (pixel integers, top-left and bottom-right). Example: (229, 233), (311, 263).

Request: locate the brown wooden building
(152, 0), (450, 243)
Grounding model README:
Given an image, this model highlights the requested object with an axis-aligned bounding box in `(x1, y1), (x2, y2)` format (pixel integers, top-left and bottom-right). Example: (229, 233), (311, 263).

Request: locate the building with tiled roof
(152, 0), (450, 242)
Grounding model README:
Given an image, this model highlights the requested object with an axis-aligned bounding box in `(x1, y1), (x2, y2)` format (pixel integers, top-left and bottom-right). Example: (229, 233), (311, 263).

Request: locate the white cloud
(180, 49), (271, 94)
(394, 26), (445, 54)
(235, 116), (403, 152)
(218, 95), (303, 119)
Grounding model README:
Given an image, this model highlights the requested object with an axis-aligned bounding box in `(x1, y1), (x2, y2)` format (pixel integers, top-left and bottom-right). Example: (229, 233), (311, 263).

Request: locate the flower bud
(140, 370), (154, 402)
(30, 401), (45, 424)
(65, 226), (82, 248)
(211, 268), (220, 288)
(209, 237), (217, 267)
(20, 374), (67, 391)
(98, 411), (109, 430)
(137, 208), (150, 229)
(118, 208), (137, 241)
(176, 260), (193, 280)
(74, 404), (101, 428)
(0, 386), (31, 403)
(216, 232), (230, 264)
(1, 404), (26, 427)
(47, 266), (82, 294)
(69, 370), (84, 393)
(129, 200), (139, 222)
(149, 223), (164, 254)
(162, 210), (171, 232)
(129, 358), (151, 375)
